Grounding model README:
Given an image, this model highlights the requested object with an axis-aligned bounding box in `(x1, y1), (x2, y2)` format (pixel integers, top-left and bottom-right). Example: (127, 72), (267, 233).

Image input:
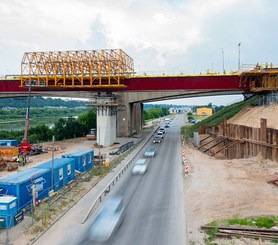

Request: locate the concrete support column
(130, 102), (143, 135)
(116, 94), (143, 137)
(94, 93), (117, 147)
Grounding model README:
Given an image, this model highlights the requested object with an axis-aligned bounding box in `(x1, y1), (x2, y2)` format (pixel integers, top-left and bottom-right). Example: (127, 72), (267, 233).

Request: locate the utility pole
(51, 135), (55, 192)
(238, 42), (241, 72)
(98, 127), (101, 171)
(222, 48), (225, 73)
(5, 216), (10, 245)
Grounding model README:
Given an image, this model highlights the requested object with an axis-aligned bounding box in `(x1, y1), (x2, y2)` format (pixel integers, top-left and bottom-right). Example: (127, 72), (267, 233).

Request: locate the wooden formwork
(198, 118), (278, 161)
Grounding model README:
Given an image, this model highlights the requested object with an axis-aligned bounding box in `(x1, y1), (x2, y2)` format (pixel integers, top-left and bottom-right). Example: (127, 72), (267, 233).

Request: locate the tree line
(0, 107), (85, 120)
(0, 97), (88, 109)
(0, 109), (96, 143)
(0, 103), (169, 143)
(144, 107), (170, 121)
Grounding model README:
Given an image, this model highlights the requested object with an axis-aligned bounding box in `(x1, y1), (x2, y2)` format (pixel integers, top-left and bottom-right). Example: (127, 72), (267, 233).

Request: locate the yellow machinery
(20, 49), (134, 88)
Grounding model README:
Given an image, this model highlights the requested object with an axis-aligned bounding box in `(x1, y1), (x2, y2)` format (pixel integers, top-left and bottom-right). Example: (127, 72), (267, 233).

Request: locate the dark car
(88, 196), (126, 243)
(153, 135), (163, 143)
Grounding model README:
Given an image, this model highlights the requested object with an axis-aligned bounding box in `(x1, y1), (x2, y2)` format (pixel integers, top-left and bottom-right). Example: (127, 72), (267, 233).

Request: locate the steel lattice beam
(20, 49), (134, 88)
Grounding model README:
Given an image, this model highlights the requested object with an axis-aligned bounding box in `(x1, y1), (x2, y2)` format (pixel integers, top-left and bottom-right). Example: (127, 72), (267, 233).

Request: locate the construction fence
(198, 118), (278, 161)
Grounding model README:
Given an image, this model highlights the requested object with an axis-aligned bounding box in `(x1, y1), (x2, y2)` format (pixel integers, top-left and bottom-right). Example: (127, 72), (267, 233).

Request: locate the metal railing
(81, 127), (159, 224)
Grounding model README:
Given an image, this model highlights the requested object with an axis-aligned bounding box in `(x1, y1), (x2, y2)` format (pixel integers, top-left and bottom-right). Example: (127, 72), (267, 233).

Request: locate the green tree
(143, 107), (170, 122)
(53, 118), (67, 140)
(78, 109), (96, 132)
(28, 125), (52, 143)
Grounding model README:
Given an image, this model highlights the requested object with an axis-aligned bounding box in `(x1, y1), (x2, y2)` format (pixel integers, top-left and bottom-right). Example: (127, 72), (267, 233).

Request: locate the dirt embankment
(185, 146), (278, 244)
(228, 104), (278, 129)
(185, 104), (278, 244)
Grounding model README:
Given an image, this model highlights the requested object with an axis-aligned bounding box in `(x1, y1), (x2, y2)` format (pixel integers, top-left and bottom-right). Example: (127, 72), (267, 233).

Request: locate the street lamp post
(238, 42), (241, 72)
(222, 48), (225, 74)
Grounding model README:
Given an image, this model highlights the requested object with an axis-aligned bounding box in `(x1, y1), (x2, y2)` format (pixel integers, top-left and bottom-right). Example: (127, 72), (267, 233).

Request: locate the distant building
(169, 107), (180, 114)
(196, 107), (213, 116)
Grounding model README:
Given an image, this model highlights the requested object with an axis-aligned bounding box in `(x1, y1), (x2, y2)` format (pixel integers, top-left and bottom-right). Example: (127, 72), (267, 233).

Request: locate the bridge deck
(0, 74), (245, 95)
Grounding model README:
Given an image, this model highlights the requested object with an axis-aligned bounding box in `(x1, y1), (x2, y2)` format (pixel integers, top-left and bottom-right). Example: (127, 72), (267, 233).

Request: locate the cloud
(1, 0), (278, 76)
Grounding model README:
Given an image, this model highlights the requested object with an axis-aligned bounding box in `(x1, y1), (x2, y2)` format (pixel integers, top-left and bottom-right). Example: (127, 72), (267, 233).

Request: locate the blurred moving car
(144, 146), (156, 157)
(158, 127), (166, 134)
(153, 135), (163, 143)
(132, 158), (148, 175)
(164, 123), (170, 128)
(88, 196), (126, 243)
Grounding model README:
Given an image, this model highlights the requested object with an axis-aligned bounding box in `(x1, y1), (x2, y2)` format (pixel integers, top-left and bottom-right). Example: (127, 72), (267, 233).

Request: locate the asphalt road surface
(34, 115), (187, 245)
(109, 115), (187, 245)
(80, 114), (188, 245)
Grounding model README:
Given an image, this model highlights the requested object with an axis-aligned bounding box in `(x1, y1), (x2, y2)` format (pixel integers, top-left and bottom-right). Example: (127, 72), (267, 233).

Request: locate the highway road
(33, 114), (187, 245)
(80, 114), (187, 245)
(110, 115), (187, 245)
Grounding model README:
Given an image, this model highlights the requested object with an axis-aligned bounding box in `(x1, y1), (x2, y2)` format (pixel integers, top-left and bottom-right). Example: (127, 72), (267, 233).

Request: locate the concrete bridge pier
(117, 97), (143, 137)
(94, 92), (118, 147)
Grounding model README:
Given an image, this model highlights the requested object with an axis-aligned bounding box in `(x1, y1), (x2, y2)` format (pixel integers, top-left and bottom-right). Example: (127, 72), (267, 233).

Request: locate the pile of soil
(228, 104), (278, 129)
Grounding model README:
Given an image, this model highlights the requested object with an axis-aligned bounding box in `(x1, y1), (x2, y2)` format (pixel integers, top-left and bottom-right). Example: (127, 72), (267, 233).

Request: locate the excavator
(19, 81), (43, 155)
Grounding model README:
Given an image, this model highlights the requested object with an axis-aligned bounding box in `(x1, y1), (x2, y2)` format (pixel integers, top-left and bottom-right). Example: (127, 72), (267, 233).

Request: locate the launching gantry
(20, 49), (134, 88)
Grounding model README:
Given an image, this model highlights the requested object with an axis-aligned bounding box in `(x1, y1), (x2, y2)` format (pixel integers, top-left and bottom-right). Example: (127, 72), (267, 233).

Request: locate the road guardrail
(81, 126), (159, 224)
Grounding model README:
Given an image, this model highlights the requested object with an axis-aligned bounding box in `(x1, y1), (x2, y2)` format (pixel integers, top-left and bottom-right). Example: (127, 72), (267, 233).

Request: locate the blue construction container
(0, 140), (19, 147)
(0, 196), (18, 228)
(62, 150), (94, 174)
(35, 158), (75, 191)
(0, 168), (51, 211)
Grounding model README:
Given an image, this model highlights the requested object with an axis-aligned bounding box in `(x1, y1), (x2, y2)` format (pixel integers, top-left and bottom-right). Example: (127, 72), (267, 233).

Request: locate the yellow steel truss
(20, 49), (134, 88)
(240, 68), (278, 92)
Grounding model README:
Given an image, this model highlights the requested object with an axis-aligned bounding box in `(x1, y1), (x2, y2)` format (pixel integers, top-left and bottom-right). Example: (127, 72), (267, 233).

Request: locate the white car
(156, 131), (164, 138)
(132, 159), (148, 175)
(88, 196), (126, 242)
(158, 127), (166, 134)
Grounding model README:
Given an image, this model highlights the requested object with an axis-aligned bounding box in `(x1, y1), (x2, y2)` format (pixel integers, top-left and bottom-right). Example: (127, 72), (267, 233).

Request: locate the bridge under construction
(1, 48), (278, 146)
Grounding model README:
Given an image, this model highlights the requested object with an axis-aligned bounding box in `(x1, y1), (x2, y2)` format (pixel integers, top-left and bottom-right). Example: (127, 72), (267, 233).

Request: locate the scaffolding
(240, 64), (278, 92)
(20, 49), (134, 88)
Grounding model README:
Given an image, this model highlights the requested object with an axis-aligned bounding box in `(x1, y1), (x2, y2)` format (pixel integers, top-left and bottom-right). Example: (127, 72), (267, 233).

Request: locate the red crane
(20, 81), (43, 155)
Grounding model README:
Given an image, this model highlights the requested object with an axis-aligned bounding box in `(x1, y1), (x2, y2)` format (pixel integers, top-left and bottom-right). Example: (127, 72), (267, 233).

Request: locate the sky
(1, 0), (277, 105)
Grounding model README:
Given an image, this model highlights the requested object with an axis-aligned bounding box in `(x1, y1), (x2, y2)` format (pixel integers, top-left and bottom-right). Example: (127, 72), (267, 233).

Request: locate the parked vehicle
(144, 146), (156, 158)
(153, 135), (163, 144)
(164, 123), (170, 128)
(86, 128), (97, 140)
(88, 196), (126, 242)
(188, 119), (196, 124)
(132, 159), (149, 175)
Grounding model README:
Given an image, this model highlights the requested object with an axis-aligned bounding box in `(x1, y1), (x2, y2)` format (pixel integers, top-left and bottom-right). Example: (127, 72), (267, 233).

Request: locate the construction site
(185, 92), (278, 244)
(0, 64), (278, 244)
